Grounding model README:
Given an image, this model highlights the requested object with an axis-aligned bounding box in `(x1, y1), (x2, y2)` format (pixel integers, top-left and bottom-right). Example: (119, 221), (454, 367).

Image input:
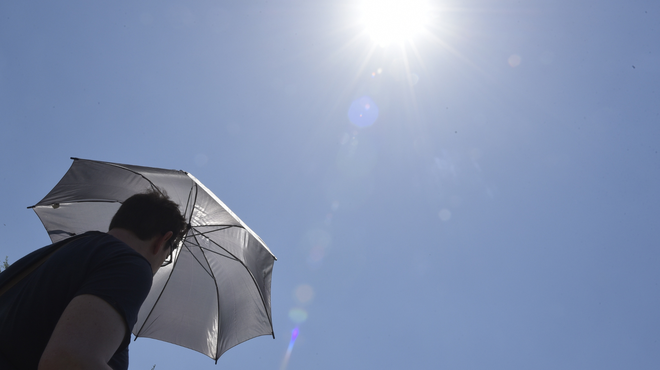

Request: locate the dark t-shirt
(0, 231), (153, 370)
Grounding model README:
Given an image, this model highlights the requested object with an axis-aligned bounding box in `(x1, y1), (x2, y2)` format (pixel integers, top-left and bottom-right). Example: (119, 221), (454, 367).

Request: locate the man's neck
(106, 228), (159, 274)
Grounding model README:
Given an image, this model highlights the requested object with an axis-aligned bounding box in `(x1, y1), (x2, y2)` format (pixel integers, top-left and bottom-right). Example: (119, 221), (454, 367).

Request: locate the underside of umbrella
(30, 158), (276, 361)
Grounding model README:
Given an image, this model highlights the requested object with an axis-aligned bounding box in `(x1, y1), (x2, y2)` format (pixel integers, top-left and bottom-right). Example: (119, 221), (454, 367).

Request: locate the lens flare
(508, 54), (521, 67)
(280, 327), (300, 370)
(438, 208), (451, 221)
(290, 327), (299, 343)
(348, 96), (379, 127)
(294, 284), (315, 304)
(288, 308), (308, 324)
(307, 245), (325, 269)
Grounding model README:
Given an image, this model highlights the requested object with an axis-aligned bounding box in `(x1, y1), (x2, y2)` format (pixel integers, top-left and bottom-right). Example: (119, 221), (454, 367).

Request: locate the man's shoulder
(48, 232), (151, 280)
(67, 231), (146, 261)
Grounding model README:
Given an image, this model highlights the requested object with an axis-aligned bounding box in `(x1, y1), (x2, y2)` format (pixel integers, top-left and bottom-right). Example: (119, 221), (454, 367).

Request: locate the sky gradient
(1, 0), (659, 369)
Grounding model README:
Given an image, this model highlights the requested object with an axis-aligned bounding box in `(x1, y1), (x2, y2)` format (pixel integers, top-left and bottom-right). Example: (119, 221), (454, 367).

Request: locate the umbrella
(28, 157), (276, 362)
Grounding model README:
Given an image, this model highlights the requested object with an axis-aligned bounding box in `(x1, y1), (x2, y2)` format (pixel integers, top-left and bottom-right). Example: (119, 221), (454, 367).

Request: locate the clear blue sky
(1, 0), (659, 369)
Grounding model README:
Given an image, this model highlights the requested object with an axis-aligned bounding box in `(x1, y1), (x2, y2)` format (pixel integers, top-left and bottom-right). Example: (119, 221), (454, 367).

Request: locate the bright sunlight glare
(361, 0), (431, 47)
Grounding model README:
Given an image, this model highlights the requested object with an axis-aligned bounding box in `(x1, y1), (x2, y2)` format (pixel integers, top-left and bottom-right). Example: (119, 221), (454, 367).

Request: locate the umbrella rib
(189, 225), (243, 239)
(176, 182), (217, 278)
(186, 173), (276, 260)
(195, 224), (244, 227)
(201, 235), (275, 339)
(191, 226), (233, 235)
(187, 228), (241, 262)
(189, 229), (223, 361)
(168, 183), (210, 273)
(96, 161), (166, 195)
(183, 243), (217, 278)
(134, 238), (219, 342)
(28, 199), (121, 208)
(186, 228), (241, 261)
(181, 182), (195, 227)
(136, 183), (204, 340)
(195, 245), (240, 262)
(133, 238), (192, 339)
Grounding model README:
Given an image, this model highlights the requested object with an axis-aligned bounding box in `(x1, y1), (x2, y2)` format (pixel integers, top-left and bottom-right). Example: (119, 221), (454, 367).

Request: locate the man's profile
(0, 190), (187, 370)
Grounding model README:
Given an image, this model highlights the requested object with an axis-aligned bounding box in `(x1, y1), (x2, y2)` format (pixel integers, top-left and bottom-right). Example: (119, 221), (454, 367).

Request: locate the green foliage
(0, 256), (8, 272)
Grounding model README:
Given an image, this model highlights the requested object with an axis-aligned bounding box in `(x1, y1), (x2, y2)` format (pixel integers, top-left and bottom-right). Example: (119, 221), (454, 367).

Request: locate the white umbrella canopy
(29, 158), (276, 362)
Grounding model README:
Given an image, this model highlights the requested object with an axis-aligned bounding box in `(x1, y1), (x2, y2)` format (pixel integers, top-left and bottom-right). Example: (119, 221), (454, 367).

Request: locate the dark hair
(109, 189), (187, 250)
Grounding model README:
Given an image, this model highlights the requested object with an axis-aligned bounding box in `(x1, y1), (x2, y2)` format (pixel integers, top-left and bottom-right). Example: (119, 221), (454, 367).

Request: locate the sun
(361, 0), (431, 47)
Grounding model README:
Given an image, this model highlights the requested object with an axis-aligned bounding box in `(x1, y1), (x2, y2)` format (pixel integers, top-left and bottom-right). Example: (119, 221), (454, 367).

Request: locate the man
(0, 190), (187, 370)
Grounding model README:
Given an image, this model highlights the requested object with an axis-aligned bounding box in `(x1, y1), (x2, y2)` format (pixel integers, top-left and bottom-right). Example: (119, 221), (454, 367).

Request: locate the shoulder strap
(0, 234), (88, 297)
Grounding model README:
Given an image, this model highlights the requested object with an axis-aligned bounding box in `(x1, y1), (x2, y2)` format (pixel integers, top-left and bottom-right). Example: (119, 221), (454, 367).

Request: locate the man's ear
(152, 231), (174, 255)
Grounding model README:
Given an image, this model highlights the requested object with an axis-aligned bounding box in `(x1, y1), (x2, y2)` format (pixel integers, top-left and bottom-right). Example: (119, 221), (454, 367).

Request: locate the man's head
(109, 189), (187, 252)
